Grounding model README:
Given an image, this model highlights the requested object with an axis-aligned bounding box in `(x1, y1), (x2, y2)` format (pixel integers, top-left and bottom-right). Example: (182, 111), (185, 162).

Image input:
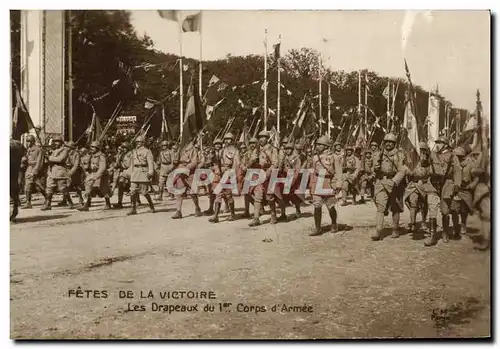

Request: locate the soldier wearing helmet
(77, 141), (112, 211)
(309, 135), (343, 236)
(371, 133), (407, 240)
(22, 134), (46, 209)
(41, 135), (70, 211)
(430, 135), (461, 242)
(470, 146), (490, 251)
(282, 142), (303, 219)
(340, 144), (362, 206)
(125, 135), (156, 215)
(238, 137), (259, 218)
(208, 132), (241, 223)
(358, 147), (375, 203)
(155, 140), (175, 202)
(111, 142), (133, 209)
(60, 140), (84, 208)
(247, 130), (279, 227)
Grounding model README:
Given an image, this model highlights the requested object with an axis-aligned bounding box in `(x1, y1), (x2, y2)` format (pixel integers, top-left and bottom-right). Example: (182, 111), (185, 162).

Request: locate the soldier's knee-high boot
(227, 200), (236, 221)
(451, 213), (461, 240)
(172, 195), (183, 219)
(409, 208), (417, 238)
(460, 211), (468, 236)
(310, 207), (323, 236)
(243, 195), (251, 218)
(127, 193), (137, 215)
(424, 218), (438, 246)
(76, 189), (84, 205)
(249, 201), (261, 227)
(192, 194), (201, 216)
(442, 215), (450, 243)
(340, 188), (348, 206)
(78, 196), (92, 212)
(371, 211), (384, 240)
(144, 194), (155, 213)
(359, 182), (366, 203)
(391, 212), (400, 238)
(329, 206), (338, 233)
(474, 220), (490, 251)
(278, 199), (287, 222)
(209, 202), (221, 223)
(41, 193), (53, 211)
(204, 194), (215, 215)
(64, 190), (75, 209)
(22, 189), (32, 209)
(155, 186), (164, 201)
(114, 188), (124, 209)
(103, 196), (112, 210)
(269, 201), (278, 224)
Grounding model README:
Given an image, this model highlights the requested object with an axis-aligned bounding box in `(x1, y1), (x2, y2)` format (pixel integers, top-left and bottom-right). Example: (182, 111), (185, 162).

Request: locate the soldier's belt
(161, 162), (172, 165)
(134, 164), (148, 167)
(343, 169), (355, 173)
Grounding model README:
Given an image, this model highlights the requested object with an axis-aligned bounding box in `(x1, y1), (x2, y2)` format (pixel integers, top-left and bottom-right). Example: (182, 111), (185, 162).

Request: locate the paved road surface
(10, 194), (490, 339)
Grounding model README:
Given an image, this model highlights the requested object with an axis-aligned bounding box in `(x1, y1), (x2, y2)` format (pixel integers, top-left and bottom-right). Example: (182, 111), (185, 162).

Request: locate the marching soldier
(309, 135), (343, 236)
(209, 133), (241, 223)
(112, 142), (132, 209)
(155, 140), (175, 202)
(248, 130), (279, 227)
(449, 146), (474, 241)
(404, 142), (440, 244)
(370, 141), (379, 159)
(127, 135), (156, 215)
(240, 137), (259, 218)
(41, 136), (70, 211)
(78, 141), (112, 211)
(200, 145), (216, 215)
(372, 133), (407, 240)
(470, 148), (490, 250)
(283, 142), (303, 218)
(204, 139), (223, 215)
(64, 141), (84, 208)
(358, 148), (375, 203)
(22, 135), (46, 209)
(340, 145), (361, 206)
(431, 136), (461, 243)
(172, 141), (201, 219)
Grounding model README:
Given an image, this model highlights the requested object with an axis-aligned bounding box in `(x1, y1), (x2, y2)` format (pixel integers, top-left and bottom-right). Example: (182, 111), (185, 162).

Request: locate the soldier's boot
(171, 211), (182, 219)
(209, 202), (221, 223)
(192, 195), (202, 217)
(359, 195), (365, 204)
(222, 200), (229, 214)
(126, 194), (137, 215)
(409, 208), (417, 239)
(371, 212), (384, 241)
(22, 191), (32, 209)
(242, 196), (251, 218)
(424, 218), (438, 247)
(295, 203), (302, 219)
(78, 197), (92, 212)
(155, 186), (164, 201)
(352, 193), (358, 205)
(76, 190), (84, 205)
(451, 213), (461, 240)
(102, 197), (112, 211)
(329, 206), (339, 234)
(474, 220), (490, 251)
(136, 195), (143, 206)
(460, 212), (468, 236)
(340, 189), (348, 206)
(144, 194), (155, 213)
(40, 194), (53, 211)
(56, 198), (68, 207)
(269, 202), (278, 224)
(421, 212), (428, 231)
(204, 194), (215, 215)
(172, 195), (183, 219)
(65, 192), (76, 209)
(35, 184), (47, 200)
(227, 202), (236, 221)
(114, 189), (124, 209)
(442, 215), (450, 243)
(277, 200), (287, 222)
(391, 212), (400, 238)
(249, 201), (261, 227)
(309, 207), (323, 236)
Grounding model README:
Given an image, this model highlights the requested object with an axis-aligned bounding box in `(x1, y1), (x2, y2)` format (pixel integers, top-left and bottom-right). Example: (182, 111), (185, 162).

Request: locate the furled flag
(401, 90), (420, 170)
(183, 64), (189, 72)
(181, 77), (205, 146)
(365, 73), (371, 93)
(208, 75), (220, 87)
(273, 43), (281, 59)
(11, 82), (35, 140)
(182, 12), (202, 32)
(203, 75), (227, 118)
(158, 10), (179, 22)
(382, 81), (390, 100)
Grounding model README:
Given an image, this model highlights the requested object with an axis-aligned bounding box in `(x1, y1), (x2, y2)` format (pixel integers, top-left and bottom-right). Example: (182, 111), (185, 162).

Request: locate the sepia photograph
(9, 9), (491, 339)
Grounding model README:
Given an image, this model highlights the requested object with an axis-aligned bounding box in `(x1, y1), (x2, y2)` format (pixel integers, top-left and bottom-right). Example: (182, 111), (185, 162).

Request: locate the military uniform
(42, 136), (69, 210)
(22, 136), (46, 208)
(78, 141), (112, 211)
(450, 147), (474, 238)
(283, 142), (303, 218)
(309, 136), (343, 236)
(358, 149), (375, 203)
(62, 142), (84, 207)
(240, 138), (259, 218)
(156, 141), (175, 201)
(248, 131), (279, 226)
(172, 143), (201, 219)
(470, 149), (490, 250)
(112, 144), (132, 208)
(127, 136), (155, 215)
(209, 133), (241, 223)
(372, 133), (407, 240)
(340, 146), (361, 205)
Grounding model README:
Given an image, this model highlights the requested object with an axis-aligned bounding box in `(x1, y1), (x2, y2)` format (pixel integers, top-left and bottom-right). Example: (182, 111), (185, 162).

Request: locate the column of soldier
(20, 129), (490, 251)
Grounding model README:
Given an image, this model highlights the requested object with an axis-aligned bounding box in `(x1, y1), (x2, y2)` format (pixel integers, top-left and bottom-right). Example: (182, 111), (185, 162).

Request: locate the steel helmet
(383, 133), (397, 143)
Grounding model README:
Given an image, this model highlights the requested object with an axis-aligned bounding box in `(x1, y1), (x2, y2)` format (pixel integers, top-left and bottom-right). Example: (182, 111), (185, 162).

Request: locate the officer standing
(41, 135), (69, 211)
(309, 135), (343, 236)
(22, 135), (46, 209)
(340, 145), (361, 206)
(112, 142), (132, 209)
(78, 141), (112, 211)
(209, 132), (240, 223)
(283, 142), (303, 218)
(372, 133), (407, 240)
(172, 141), (201, 219)
(127, 135), (155, 215)
(156, 140), (175, 202)
(240, 137), (259, 218)
(358, 148), (374, 203)
(470, 148), (490, 250)
(450, 147), (474, 240)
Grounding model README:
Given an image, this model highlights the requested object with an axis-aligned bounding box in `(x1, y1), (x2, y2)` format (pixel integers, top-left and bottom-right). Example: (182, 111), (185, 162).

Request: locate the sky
(131, 10), (490, 112)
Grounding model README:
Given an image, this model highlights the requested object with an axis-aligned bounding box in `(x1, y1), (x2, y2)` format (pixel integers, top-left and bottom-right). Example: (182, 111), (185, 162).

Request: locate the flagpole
(387, 81), (391, 131)
(264, 29), (268, 131)
(67, 10), (73, 141)
(319, 53), (322, 136)
(358, 70), (361, 117)
(277, 34), (281, 139)
(364, 73), (368, 133)
(198, 12), (203, 98)
(327, 72), (331, 138)
(179, 14), (184, 137)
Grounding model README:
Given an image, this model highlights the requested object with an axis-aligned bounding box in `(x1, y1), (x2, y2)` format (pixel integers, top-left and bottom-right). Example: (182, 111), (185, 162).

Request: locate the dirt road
(10, 194), (490, 339)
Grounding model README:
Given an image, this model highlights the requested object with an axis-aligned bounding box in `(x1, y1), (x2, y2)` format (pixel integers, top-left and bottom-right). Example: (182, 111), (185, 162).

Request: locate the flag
(273, 43), (281, 59)
(382, 81), (390, 100)
(252, 107), (259, 115)
(158, 10), (179, 22)
(207, 75), (219, 87)
(286, 89), (292, 96)
(355, 121), (366, 149)
(112, 79), (120, 87)
(12, 86), (35, 140)
(238, 99), (245, 108)
(365, 74), (371, 93)
(427, 93), (440, 148)
(144, 100), (155, 110)
(181, 77), (205, 147)
(268, 108), (275, 116)
(260, 81), (268, 91)
(182, 12), (202, 32)
(401, 92), (420, 170)
(203, 75), (227, 117)
(456, 113), (477, 147)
